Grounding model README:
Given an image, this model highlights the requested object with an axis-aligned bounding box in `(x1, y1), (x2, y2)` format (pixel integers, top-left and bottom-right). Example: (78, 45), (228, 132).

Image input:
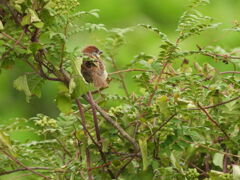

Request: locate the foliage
(0, 0), (240, 179)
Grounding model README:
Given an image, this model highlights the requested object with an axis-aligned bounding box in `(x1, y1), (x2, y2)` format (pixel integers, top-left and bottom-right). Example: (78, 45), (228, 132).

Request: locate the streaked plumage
(81, 46), (108, 88)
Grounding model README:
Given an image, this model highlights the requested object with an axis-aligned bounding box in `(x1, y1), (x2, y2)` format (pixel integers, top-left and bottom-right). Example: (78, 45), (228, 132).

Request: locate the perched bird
(81, 46), (108, 88)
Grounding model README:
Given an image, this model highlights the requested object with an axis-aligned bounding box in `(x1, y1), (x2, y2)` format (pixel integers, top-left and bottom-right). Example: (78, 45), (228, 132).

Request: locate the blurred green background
(1, 0), (240, 121)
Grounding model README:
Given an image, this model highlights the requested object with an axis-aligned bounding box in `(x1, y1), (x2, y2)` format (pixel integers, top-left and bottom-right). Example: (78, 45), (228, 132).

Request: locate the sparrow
(81, 46), (108, 88)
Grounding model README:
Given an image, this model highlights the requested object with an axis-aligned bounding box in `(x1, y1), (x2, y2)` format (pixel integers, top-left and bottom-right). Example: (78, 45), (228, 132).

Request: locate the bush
(0, 0), (240, 179)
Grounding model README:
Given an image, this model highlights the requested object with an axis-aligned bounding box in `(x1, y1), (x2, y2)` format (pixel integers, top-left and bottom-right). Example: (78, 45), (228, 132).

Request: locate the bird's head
(82, 45), (102, 59)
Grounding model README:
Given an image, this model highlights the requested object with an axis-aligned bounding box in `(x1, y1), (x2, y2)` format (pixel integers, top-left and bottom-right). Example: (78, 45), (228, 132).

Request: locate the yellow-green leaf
(139, 138), (149, 171)
(0, 20), (3, 30)
(71, 57), (93, 97)
(56, 94), (72, 114)
(13, 75), (31, 102)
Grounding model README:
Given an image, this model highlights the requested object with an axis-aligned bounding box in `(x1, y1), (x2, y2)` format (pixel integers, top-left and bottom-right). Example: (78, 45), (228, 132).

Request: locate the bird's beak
(94, 52), (102, 59)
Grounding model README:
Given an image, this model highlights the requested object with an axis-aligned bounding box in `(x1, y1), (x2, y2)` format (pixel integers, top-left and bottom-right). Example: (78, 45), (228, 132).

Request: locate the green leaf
(69, 78), (76, 95)
(21, 9), (41, 26)
(233, 165), (240, 180)
(13, 75), (31, 102)
(213, 153), (224, 169)
(21, 14), (31, 26)
(70, 57), (93, 97)
(209, 170), (225, 180)
(0, 20), (3, 30)
(30, 42), (43, 54)
(29, 9), (41, 22)
(28, 74), (45, 98)
(33, 22), (44, 28)
(0, 132), (11, 149)
(56, 94), (72, 114)
(139, 138), (149, 171)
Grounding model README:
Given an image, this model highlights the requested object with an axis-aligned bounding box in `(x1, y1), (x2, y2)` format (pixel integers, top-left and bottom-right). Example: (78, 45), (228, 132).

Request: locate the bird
(81, 45), (108, 88)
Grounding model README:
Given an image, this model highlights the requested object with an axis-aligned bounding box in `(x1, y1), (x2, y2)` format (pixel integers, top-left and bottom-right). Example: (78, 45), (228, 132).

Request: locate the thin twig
(179, 139), (240, 159)
(148, 61), (169, 105)
(190, 96), (240, 110)
(147, 113), (177, 141)
(1, 31), (25, 59)
(109, 69), (152, 75)
(0, 32), (27, 49)
(0, 149), (52, 179)
(75, 99), (93, 180)
(204, 154), (210, 173)
(59, 19), (69, 69)
(55, 137), (72, 158)
(197, 103), (230, 140)
(109, 55), (130, 98)
(115, 156), (135, 178)
(220, 71), (240, 74)
(0, 167), (52, 176)
(88, 92), (102, 144)
(223, 151), (229, 173)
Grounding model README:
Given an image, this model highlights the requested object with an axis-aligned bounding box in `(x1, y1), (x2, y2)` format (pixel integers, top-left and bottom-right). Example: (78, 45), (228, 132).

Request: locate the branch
(115, 156), (135, 178)
(220, 71), (240, 75)
(147, 113), (177, 141)
(59, 19), (69, 69)
(0, 149), (52, 179)
(109, 69), (152, 75)
(197, 103), (230, 140)
(190, 96), (240, 110)
(86, 92), (116, 178)
(179, 138), (240, 159)
(0, 167), (51, 176)
(88, 92), (102, 144)
(196, 46), (240, 60)
(0, 32), (27, 49)
(109, 55), (130, 98)
(75, 99), (93, 180)
(148, 60), (169, 105)
(83, 96), (139, 152)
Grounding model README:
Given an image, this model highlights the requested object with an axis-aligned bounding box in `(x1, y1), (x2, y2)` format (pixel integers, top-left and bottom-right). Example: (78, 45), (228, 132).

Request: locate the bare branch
(197, 103), (230, 140)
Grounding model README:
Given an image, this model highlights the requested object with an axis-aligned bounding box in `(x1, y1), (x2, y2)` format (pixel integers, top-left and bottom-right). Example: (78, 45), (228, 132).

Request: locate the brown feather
(81, 46), (108, 88)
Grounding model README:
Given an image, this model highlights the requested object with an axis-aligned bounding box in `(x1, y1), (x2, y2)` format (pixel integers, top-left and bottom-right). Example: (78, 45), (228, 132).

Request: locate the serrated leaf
(13, 75), (31, 102)
(56, 94), (72, 114)
(213, 153), (224, 169)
